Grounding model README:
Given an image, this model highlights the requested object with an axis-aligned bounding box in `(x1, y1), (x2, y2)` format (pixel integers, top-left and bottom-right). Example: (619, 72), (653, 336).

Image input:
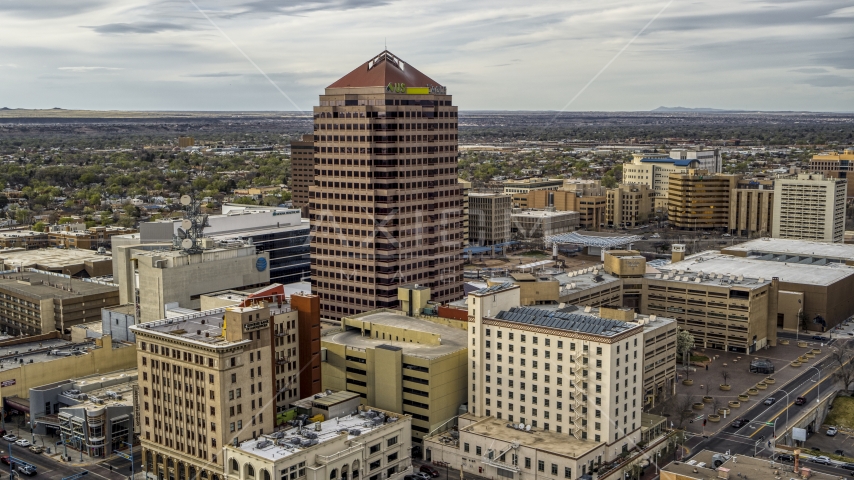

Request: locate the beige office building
(468, 193), (511, 246)
(772, 173), (846, 243)
(729, 178), (774, 237)
(503, 178), (564, 196)
(809, 148), (854, 198)
(290, 134), (315, 211)
(132, 303), (299, 480)
(320, 306), (468, 444)
(667, 170), (740, 230)
(605, 183), (655, 228)
(309, 50), (464, 320)
(623, 156), (697, 210)
(468, 284), (645, 452)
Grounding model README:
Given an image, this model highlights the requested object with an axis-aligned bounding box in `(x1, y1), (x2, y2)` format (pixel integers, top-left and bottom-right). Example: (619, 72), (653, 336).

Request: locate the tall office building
(772, 173), (847, 243)
(290, 134), (315, 212)
(309, 51), (464, 320)
(468, 193), (512, 246)
(667, 170), (740, 230)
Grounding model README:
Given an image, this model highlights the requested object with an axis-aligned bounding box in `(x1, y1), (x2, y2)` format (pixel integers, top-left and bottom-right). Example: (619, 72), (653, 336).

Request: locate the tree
(675, 395), (698, 429)
(721, 368), (731, 387)
(32, 221), (45, 232)
(829, 343), (854, 391)
(677, 329), (695, 368)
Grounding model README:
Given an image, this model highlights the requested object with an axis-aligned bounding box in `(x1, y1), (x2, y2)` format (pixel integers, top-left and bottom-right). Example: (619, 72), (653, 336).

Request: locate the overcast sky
(1, 0), (853, 112)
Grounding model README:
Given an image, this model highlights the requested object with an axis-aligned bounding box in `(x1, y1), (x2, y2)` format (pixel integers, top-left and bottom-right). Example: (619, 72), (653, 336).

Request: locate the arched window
(261, 470), (271, 480)
(330, 469), (338, 480)
(230, 459), (240, 474)
(246, 464), (255, 479)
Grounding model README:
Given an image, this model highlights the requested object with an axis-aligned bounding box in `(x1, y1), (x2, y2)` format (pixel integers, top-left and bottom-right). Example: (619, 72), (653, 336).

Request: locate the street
(681, 351), (854, 478)
(0, 441), (141, 480)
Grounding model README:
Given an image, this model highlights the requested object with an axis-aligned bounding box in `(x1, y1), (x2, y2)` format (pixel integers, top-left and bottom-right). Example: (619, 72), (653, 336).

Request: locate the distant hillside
(652, 106), (735, 113)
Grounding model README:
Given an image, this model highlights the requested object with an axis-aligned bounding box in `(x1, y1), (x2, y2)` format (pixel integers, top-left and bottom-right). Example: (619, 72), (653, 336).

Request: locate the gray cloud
(801, 75), (854, 88)
(86, 22), (193, 34)
(230, 0), (390, 16)
(183, 72), (243, 77)
(0, 0), (108, 18)
(792, 67), (829, 74)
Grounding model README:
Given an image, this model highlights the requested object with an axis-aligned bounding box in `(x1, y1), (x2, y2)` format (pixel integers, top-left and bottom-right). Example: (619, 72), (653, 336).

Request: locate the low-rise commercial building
(321, 307), (468, 444)
(661, 449), (840, 480)
(224, 405), (412, 480)
(0, 230), (49, 250)
(49, 226), (137, 250)
(0, 271), (119, 335)
(511, 210), (579, 239)
(0, 248), (114, 278)
(0, 334), (137, 415)
(503, 178), (564, 196)
(524, 190), (605, 231)
(30, 369), (137, 458)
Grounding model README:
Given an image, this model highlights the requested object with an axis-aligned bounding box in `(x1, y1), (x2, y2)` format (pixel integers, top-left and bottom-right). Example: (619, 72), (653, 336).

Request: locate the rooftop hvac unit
(256, 440), (272, 449)
(349, 429), (361, 436)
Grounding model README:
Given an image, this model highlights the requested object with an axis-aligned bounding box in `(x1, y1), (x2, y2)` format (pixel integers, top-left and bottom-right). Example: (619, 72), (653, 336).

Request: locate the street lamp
(777, 389), (791, 428)
(808, 366), (822, 404)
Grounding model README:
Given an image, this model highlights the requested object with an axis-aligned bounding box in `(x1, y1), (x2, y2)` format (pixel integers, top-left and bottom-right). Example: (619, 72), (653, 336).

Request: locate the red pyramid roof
(328, 51), (442, 89)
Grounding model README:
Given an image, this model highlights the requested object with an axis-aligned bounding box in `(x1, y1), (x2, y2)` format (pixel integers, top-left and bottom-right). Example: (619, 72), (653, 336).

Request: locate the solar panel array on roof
(493, 306), (635, 337)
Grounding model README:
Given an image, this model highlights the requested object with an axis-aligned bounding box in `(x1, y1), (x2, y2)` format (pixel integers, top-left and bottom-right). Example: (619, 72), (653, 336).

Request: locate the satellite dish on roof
(180, 195), (192, 206)
(181, 238), (194, 250)
(525, 425), (531, 431)
(181, 219), (192, 230)
(518, 423), (524, 430)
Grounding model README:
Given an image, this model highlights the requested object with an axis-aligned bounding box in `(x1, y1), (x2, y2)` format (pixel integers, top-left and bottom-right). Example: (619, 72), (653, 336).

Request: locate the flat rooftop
(0, 338), (107, 368)
(291, 390), (361, 410)
(456, 414), (601, 459)
(644, 270), (770, 289)
(234, 408), (406, 461)
(667, 251), (854, 287)
(0, 271), (118, 299)
(0, 248), (112, 269)
(325, 311), (467, 359)
(723, 237), (854, 263)
(490, 306), (641, 338)
(510, 210), (577, 218)
(662, 449), (839, 479)
(553, 269), (621, 295)
(133, 303), (291, 347)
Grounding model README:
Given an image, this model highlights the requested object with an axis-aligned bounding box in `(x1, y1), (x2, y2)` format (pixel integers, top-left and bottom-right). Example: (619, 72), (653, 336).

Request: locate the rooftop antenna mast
(175, 193), (210, 254)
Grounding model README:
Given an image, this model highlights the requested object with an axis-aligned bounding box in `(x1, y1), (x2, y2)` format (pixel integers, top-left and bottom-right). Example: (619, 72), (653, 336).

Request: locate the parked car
(722, 233), (731, 237)
(14, 439), (30, 447)
(731, 418), (750, 428)
(841, 463), (854, 471)
(813, 335), (829, 341)
(28, 446), (43, 454)
(812, 456), (833, 465)
(651, 233), (661, 239)
(2, 434), (16, 442)
(420, 466), (440, 478)
(827, 426), (839, 436)
(775, 454), (794, 462)
(795, 397), (807, 405)
(404, 475), (421, 480)
(764, 397), (777, 405)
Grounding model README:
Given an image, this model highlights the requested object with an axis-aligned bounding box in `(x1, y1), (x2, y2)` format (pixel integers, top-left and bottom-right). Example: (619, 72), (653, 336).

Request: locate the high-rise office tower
(290, 134), (315, 212)
(309, 51), (464, 319)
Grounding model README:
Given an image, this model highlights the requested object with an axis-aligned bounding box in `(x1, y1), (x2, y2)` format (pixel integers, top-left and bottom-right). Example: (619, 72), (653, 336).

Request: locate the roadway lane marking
(85, 468), (114, 480)
(748, 372), (835, 438)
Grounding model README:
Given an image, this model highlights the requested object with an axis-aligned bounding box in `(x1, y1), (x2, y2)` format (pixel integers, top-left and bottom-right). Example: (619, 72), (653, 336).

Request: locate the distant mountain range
(652, 106), (737, 113)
